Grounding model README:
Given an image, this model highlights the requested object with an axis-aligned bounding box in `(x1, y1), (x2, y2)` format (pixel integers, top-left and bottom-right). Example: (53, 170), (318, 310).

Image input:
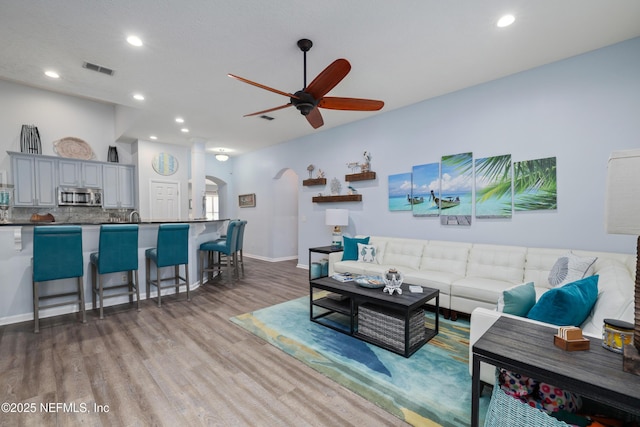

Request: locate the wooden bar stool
(32, 225), (86, 333)
(199, 220), (240, 285)
(90, 224), (140, 319)
(145, 224), (190, 307)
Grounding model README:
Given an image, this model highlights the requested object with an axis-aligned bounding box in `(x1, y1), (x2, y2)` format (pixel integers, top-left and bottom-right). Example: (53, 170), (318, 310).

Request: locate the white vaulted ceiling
(1, 1), (639, 157)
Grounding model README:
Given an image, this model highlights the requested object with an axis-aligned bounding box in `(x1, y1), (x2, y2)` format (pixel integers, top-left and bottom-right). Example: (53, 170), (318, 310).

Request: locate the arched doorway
(205, 175), (228, 220)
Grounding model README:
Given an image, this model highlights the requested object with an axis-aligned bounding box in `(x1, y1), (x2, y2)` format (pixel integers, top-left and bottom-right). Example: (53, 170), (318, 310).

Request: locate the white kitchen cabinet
(58, 159), (102, 188)
(11, 154), (57, 207)
(102, 164), (135, 209)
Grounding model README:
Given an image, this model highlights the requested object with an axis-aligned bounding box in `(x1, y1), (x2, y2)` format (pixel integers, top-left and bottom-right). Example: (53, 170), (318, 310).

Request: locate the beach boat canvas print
(439, 152), (473, 226)
(513, 157), (557, 211)
(411, 163), (440, 217)
(388, 172), (413, 211)
(475, 154), (513, 218)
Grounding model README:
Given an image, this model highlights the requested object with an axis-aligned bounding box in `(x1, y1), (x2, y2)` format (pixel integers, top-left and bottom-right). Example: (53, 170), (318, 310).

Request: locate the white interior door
(150, 180), (180, 220)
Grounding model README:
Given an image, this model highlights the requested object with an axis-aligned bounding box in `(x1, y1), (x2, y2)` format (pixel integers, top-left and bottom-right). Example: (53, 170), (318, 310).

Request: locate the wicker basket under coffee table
(310, 276), (439, 357)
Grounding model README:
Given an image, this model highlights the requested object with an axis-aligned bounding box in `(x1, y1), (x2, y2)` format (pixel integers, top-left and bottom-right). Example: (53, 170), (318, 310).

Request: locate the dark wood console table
(471, 316), (640, 427)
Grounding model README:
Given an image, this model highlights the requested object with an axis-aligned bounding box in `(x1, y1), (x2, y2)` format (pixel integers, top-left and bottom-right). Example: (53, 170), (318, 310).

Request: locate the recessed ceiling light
(133, 93), (145, 101)
(181, 128), (189, 133)
(127, 35), (143, 47)
(497, 14), (515, 28)
(175, 117), (184, 123)
(150, 135), (158, 140)
(44, 70), (59, 79)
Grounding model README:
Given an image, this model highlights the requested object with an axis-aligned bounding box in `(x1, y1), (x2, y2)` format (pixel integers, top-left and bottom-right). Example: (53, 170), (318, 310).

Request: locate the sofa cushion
(356, 243), (377, 263)
(581, 259), (635, 336)
(497, 282), (536, 316)
(548, 252), (597, 287)
(342, 236), (369, 261)
(420, 241), (471, 275)
(527, 275), (599, 326)
(383, 241), (425, 270)
(332, 260), (368, 275)
(451, 277), (515, 304)
(466, 244), (526, 283)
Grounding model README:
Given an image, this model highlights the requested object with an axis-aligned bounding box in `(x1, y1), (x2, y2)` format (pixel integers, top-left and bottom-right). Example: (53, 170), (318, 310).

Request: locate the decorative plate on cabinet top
(53, 137), (95, 160)
(152, 152), (179, 176)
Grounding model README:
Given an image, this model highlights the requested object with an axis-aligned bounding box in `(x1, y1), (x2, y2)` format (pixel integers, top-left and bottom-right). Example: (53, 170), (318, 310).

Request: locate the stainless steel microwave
(58, 187), (103, 207)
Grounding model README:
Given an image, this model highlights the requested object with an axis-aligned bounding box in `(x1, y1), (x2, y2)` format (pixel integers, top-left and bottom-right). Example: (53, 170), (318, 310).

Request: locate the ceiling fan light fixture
(216, 153), (229, 162)
(297, 103), (315, 116)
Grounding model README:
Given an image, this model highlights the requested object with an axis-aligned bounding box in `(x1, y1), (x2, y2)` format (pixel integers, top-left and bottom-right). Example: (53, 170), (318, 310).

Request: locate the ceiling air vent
(260, 115), (274, 121)
(82, 61), (115, 76)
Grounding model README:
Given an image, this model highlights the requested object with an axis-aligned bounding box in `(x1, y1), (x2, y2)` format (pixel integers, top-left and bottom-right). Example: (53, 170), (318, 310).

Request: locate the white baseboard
(244, 253), (298, 263)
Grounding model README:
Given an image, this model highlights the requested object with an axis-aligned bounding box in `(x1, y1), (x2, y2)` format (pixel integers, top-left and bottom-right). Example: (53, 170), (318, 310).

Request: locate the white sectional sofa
(327, 235), (636, 385)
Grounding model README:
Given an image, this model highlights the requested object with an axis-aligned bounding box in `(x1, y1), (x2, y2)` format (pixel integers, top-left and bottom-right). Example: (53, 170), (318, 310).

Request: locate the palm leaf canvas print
(388, 172), (413, 211)
(411, 163), (440, 217)
(439, 152), (473, 226)
(475, 154), (513, 218)
(513, 157), (557, 211)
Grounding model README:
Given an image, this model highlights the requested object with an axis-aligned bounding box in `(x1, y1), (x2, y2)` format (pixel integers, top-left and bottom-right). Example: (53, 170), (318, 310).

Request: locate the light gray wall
(231, 37), (640, 263)
(0, 79), (119, 176)
(1, 37), (638, 265)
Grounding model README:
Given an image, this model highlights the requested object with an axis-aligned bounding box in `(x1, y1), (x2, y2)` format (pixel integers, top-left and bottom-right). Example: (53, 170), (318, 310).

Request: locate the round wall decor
(152, 152), (179, 176)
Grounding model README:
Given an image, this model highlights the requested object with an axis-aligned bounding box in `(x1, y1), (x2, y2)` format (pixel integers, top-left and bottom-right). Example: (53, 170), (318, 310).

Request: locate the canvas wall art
(439, 152), (473, 226)
(411, 163), (440, 217)
(388, 172), (413, 211)
(475, 154), (513, 218)
(513, 157), (557, 211)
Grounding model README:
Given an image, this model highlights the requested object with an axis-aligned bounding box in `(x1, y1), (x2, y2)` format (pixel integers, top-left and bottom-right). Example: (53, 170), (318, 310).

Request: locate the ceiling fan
(228, 39), (384, 129)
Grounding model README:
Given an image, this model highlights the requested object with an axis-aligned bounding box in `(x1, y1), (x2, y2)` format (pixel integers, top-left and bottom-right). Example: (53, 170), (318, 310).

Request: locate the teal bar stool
(32, 226), (86, 333)
(199, 219), (240, 285)
(145, 224), (190, 307)
(234, 220), (248, 278)
(90, 224), (140, 319)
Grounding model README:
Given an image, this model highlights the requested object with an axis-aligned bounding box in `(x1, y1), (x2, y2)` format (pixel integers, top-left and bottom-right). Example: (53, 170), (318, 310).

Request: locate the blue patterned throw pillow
(357, 243), (377, 263)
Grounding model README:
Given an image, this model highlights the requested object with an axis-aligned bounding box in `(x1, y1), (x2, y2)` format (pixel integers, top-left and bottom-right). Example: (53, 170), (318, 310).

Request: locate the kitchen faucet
(129, 210), (140, 223)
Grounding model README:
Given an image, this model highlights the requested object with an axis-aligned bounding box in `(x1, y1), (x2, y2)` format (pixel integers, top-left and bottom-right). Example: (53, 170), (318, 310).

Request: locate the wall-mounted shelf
(302, 178), (327, 186)
(345, 171), (376, 182)
(312, 194), (362, 203)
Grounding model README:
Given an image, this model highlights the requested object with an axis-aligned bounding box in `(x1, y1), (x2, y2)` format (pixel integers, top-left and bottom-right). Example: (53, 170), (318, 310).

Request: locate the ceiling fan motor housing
(291, 90), (317, 115)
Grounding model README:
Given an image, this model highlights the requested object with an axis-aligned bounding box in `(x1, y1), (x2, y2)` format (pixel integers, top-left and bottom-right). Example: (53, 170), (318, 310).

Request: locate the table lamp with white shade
(326, 209), (349, 249)
(605, 148), (640, 375)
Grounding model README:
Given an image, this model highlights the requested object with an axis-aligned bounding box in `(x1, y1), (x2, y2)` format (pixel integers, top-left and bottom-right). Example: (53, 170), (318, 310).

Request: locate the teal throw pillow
(526, 275), (599, 326)
(497, 282), (536, 316)
(342, 236), (370, 261)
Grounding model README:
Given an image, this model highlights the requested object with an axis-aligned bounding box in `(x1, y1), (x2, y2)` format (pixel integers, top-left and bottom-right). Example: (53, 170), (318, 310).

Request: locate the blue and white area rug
(231, 296), (489, 426)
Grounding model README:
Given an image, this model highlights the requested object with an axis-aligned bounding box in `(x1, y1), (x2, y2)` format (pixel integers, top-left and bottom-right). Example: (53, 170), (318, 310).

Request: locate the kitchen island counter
(0, 219), (228, 326)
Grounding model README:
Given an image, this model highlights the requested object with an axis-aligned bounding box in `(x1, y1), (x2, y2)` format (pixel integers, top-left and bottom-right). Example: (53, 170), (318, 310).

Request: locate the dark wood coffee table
(309, 276), (439, 357)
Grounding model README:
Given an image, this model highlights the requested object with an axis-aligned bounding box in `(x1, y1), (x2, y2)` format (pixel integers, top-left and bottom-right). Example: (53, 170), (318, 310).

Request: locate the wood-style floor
(0, 258), (409, 427)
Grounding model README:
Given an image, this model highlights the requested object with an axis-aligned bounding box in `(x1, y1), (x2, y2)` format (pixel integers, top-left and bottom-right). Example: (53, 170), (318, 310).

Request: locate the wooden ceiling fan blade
(228, 74), (301, 100)
(318, 97), (384, 111)
(305, 59), (351, 99)
(243, 104), (292, 117)
(306, 107), (324, 129)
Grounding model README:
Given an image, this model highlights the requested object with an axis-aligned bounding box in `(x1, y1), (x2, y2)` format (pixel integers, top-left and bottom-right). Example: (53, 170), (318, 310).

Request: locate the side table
(308, 246), (343, 280)
(471, 316), (640, 427)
